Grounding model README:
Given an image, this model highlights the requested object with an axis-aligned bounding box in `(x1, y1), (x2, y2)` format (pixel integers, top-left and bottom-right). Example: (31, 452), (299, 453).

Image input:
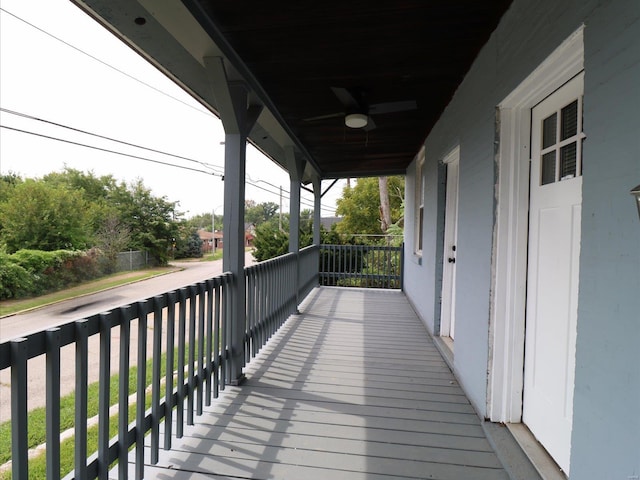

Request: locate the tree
(252, 222), (289, 261)
(0, 172), (22, 203)
(43, 167), (121, 235)
(187, 212), (223, 232)
(245, 200), (279, 227)
(43, 167), (117, 202)
(114, 179), (180, 264)
(95, 214), (131, 273)
(0, 180), (90, 253)
(379, 176), (392, 232)
(335, 176), (404, 239)
(175, 229), (203, 259)
(0, 173), (23, 237)
(252, 209), (314, 262)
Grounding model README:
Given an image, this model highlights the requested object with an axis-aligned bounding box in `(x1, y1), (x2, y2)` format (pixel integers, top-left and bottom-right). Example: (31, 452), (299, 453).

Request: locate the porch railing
(0, 247), (318, 480)
(319, 243), (403, 289)
(1, 243), (403, 480)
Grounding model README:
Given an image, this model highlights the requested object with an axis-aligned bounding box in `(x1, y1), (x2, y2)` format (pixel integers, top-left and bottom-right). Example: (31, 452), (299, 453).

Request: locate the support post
(286, 147), (306, 311)
(223, 130), (248, 384)
(205, 56), (262, 385)
(312, 174), (322, 246)
(286, 146), (305, 254)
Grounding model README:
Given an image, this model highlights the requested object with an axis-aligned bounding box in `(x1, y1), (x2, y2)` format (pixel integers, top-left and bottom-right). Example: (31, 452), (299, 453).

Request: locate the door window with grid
(539, 96), (585, 185)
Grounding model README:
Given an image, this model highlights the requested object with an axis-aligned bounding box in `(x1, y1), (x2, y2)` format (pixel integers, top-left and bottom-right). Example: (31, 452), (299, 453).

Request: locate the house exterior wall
(403, 0), (640, 476)
(404, 156), (446, 337)
(571, 1), (640, 477)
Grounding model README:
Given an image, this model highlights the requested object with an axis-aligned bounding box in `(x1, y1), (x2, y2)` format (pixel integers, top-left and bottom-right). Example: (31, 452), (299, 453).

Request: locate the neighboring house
(197, 229), (223, 253)
(320, 216), (342, 231)
(244, 223), (255, 247)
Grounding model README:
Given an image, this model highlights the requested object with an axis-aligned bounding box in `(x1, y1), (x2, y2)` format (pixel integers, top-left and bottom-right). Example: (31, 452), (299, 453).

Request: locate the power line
(245, 180), (335, 215)
(0, 125), (220, 176)
(0, 9), (339, 214)
(0, 7), (213, 119)
(0, 123), (335, 213)
(0, 108), (225, 175)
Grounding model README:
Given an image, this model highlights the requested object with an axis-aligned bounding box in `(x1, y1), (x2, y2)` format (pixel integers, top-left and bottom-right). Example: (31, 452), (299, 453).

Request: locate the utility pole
(279, 185), (283, 232)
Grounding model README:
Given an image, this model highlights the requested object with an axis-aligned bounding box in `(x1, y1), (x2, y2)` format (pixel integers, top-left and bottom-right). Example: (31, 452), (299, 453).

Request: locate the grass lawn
(0, 267), (179, 317)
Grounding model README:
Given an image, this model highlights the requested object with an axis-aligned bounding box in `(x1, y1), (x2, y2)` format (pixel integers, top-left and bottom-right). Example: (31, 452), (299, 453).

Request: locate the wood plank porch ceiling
(132, 287), (509, 479)
(190, 1), (512, 178)
(76, 0), (511, 181)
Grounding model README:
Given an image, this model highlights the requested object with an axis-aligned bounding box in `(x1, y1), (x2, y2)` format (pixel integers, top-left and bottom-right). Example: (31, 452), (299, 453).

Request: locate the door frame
(440, 146), (460, 339)
(487, 27), (584, 423)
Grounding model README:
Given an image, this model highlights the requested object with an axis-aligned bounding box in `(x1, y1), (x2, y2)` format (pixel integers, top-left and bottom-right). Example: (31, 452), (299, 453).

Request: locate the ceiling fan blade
(330, 86), (361, 111)
(368, 99), (417, 115)
(303, 111), (344, 122)
(363, 116), (377, 131)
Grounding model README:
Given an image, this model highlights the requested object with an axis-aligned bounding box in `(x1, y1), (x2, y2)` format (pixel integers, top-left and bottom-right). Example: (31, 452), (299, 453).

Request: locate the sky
(0, 0), (345, 219)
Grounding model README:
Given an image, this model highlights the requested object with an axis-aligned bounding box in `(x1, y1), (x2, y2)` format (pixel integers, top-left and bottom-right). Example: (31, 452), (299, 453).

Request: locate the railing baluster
(46, 328), (61, 480)
(214, 279), (221, 398)
(247, 270), (254, 360)
(176, 288), (187, 438)
(135, 301), (148, 480)
(205, 280), (214, 406)
(165, 292), (176, 449)
(151, 297), (163, 464)
(259, 264), (265, 347)
(75, 319), (89, 480)
(187, 286), (196, 425)
(221, 279), (229, 388)
(118, 306), (131, 480)
(197, 283), (205, 415)
(98, 313), (111, 480)
(11, 337), (28, 480)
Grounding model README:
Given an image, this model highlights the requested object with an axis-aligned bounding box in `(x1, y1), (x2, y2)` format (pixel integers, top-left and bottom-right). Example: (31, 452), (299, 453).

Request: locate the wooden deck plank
(127, 287), (509, 479)
(140, 444), (508, 480)
(154, 429), (501, 466)
(199, 397), (481, 424)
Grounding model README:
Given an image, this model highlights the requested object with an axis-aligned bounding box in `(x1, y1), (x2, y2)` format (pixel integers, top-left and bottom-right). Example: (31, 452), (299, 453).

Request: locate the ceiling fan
(303, 86), (417, 131)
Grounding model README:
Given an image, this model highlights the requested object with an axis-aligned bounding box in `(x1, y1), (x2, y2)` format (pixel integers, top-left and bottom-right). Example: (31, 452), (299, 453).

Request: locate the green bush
(11, 249), (62, 274)
(1, 249), (105, 299)
(0, 254), (34, 299)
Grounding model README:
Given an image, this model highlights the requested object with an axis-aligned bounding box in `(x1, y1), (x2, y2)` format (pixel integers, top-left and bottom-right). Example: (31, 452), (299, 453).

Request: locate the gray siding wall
(571, 0), (640, 477)
(404, 157), (446, 337)
(402, 0), (640, 476)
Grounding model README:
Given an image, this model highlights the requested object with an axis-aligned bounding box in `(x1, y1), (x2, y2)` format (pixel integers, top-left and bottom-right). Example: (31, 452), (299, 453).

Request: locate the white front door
(523, 73), (584, 474)
(440, 147), (460, 339)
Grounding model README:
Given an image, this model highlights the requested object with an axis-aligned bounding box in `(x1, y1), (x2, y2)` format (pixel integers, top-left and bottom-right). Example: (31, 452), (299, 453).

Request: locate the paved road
(0, 251), (255, 342)
(0, 251), (256, 421)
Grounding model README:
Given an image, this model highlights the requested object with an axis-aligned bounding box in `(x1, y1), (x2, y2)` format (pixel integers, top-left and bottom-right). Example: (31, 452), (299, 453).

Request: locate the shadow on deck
(128, 287), (510, 479)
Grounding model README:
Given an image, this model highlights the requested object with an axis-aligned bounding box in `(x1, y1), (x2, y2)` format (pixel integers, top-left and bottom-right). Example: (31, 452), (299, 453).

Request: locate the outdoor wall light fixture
(345, 113), (368, 129)
(631, 184), (640, 221)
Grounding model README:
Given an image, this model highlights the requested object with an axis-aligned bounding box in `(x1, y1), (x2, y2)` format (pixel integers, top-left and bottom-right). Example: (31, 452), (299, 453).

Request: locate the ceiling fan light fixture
(345, 113), (368, 128)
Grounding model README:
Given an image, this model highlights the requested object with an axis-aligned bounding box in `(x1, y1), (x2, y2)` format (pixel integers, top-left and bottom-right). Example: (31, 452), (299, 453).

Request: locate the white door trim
(440, 146), (460, 339)
(487, 27), (584, 423)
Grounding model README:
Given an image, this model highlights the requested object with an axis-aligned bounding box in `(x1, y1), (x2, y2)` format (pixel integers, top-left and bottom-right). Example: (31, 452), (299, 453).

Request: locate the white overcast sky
(0, 0), (344, 218)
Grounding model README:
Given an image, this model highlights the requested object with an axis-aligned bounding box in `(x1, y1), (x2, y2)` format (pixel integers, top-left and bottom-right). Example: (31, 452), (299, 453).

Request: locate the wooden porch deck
(127, 287), (509, 479)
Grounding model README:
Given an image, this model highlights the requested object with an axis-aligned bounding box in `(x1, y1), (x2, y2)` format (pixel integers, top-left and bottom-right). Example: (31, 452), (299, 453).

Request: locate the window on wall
(414, 149), (425, 255)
